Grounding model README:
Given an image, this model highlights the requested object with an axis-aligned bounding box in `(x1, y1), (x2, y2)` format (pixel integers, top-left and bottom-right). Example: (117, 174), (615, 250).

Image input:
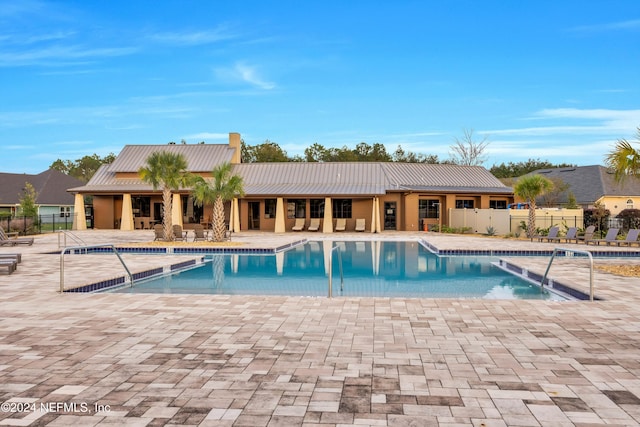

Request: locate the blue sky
(1, 0), (639, 174)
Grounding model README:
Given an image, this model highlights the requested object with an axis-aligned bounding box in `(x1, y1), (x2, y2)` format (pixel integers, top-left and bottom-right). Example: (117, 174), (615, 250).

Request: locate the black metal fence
(0, 214), (77, 235)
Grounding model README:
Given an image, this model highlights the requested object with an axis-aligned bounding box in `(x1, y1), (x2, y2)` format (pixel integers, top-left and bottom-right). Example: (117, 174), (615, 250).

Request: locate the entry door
(248, 202), (260, 230)
(384, 202), (396, 230)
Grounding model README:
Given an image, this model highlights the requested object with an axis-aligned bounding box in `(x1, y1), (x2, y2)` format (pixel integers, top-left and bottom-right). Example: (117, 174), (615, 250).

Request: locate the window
(419, 199), (440, 218)
(132, 197), (151, 217)
(287, 199), (306, 218)
(265, 199), (276, 218)
(489, 200), (507, 209)
(455, 199), (474, 209)
(60, 207), (70, 218)
(627, 199), (634, 209)
(310, 199), (324, 218)
(332, 199), (352, 219)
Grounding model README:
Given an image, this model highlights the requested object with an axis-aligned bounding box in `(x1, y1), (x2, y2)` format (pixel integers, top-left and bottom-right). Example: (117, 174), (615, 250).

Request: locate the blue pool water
(115, 241), (565, 300)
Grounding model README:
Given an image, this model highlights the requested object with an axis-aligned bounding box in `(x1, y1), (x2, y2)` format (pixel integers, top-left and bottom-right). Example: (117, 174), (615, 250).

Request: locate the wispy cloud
(0, 44), (137, 67)
(569, 19), (640, 33)
(215, 62), (276, 90)
(149, 26), (238, 46)
(183, 132), (230, 142)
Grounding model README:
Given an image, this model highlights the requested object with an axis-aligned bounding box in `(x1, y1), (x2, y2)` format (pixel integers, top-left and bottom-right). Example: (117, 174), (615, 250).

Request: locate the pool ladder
(327, 244), (344, 298)
(542, 247), (594, 301)
(59, 244), (134, 293)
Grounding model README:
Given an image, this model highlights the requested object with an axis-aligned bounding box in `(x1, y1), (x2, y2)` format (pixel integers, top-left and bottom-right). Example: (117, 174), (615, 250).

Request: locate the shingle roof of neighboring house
(532, 165), (640, 205)
(70, 143), (513, 197)
(0, 169), (84, 206)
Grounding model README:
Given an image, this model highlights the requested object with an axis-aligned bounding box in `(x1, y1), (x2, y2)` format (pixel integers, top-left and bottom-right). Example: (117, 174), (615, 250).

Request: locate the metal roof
(70, 145), (514, 197)
(108, 144), (235, 172)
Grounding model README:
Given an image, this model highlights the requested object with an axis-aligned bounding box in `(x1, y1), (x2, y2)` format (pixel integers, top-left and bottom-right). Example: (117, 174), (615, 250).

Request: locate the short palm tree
(192, 162), (244, 242)
(605, 127), (640, 182)
(139, 151), (191, 241)
(513, 174), (554, 238)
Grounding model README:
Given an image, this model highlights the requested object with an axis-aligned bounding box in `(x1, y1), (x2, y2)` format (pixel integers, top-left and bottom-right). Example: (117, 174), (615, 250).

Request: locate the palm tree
(192, 162), (244, 242)
(513, 174), (554, 238)
(139, 151), (191, 241)
(605, 127), (640, 182)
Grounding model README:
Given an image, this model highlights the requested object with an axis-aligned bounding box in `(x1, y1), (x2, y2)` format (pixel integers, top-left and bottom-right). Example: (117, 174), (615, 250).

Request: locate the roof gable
(108, 144), (235, 173)
(0, 169), (84, 205)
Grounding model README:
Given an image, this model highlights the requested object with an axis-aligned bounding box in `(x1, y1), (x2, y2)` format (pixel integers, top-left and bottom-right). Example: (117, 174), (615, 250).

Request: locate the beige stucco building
(69, 133), (514, 233)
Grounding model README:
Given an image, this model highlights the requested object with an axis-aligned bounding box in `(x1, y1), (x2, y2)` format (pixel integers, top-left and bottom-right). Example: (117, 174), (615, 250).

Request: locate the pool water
(115, 241), (565, 300)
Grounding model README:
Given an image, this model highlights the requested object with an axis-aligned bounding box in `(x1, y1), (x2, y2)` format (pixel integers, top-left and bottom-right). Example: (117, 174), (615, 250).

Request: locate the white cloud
(0, 44), (137, 67)
(215, 62), (276, 90)
(183, 132), (230, 142)
(570, 19), (640, 33)
(148, 26), (238, 46)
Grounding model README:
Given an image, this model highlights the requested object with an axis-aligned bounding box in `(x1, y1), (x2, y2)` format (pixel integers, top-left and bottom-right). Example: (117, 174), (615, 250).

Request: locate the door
(384, 202), (396, 230)
(248, 202), (260, 230)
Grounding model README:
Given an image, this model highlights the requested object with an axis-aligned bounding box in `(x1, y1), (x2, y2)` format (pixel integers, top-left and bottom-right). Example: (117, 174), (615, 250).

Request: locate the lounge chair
(308, 219), (320, 232)
(355, 218), (366, 232)
(586, 228), (619, 246)
(335, 218), (346, 232)
(616, 229), (640, 247)
(559, 227), (579, 243)
(0, 260), (17, 275)
(536, 226), (559, 242)
(0, 226), (34, 246)
(173, 225), (188, 241)
(576, 225), (596, 244)
(193, 224), (209, 242)
(292, 218), (305, 231)
(153, 224), (164, 241)
(0, 253), (21, 263)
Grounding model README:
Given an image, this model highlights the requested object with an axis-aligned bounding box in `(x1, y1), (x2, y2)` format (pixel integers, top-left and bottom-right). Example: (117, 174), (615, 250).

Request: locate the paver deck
(1, 230), (640, 426)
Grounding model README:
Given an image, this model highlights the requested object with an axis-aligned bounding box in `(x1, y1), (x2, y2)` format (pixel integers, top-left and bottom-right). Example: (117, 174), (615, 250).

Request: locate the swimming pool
(114, 241), (566, 300)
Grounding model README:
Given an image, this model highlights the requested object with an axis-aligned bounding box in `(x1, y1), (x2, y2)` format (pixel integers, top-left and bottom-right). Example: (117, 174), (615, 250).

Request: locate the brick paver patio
(1, 230), (639, 426)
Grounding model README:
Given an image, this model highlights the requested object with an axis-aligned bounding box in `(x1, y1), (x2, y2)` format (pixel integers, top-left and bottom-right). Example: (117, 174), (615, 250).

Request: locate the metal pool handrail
(57, 230), (86, 248)
(327, 244), (344, 298)
(542, 247), (594, 301)
(60, 244), (134, 293)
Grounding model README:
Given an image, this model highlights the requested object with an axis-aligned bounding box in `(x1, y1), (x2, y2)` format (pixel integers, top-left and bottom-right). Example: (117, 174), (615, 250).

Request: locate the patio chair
(0, 226), (34, 246)
(308, 218), (320, 232)
(586, 228), (619, 246)
(355, 218), (366, 232)
(335, 218), (346, 232)
(535, 226), (559, 242)
(173, 224), (188, 241)
(616, 229), (640, 247)
(153, 224), (164, 241)
(0, 260), (17, 275)
(193, 224), (209, 242)
(576, 225), (595, 244)
(292, 218), (305, 231)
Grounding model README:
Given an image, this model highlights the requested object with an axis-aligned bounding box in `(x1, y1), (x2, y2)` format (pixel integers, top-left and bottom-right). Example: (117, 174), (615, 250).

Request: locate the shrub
(616, 209), (640, 231)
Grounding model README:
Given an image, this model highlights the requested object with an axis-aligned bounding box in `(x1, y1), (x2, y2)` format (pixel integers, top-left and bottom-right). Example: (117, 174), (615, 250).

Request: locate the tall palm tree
(139, 151), (191, 241)
(192, 162), (245, 242)
(605, 127), (640, 182)
(513, 174), (554, 238)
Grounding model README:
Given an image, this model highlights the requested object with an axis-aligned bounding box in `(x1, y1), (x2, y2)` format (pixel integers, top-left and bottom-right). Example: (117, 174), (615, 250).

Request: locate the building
(531, 165), (640, 216)
(0, 169), (84, 222)
(69, 133), (513, 232)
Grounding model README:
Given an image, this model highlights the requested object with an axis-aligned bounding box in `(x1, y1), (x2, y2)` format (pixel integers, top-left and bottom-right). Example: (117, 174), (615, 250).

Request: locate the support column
(323, 197), (333, 233)
(120, 193), (134, 231)
(72, 193), (86, 230)
(275, 197), (285, 233)
(375, 197), (382, 233)
(172, 194), (183, 227)
(231, 198), (240, 232)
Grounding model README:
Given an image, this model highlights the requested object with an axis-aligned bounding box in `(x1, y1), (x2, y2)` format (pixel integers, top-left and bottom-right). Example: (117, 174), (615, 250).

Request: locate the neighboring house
(69, 133), (514, 232)
(529, 165), (640, 216)
(0, 169), (85, 221)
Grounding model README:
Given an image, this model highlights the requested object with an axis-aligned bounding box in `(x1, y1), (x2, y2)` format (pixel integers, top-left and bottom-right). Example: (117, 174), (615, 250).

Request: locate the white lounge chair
(292, 218), (305, 231)
(335, 218), (346, 231)
(355, 218), (366, 232)
(308, 219), (320, 232)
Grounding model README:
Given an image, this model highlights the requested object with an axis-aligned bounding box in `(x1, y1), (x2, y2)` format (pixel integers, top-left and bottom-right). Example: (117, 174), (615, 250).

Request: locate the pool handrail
(327, 244), (344, 298)
(60, 244), (134, 293)
(57, 230), (87, 248)
(542, 247), (594, 301)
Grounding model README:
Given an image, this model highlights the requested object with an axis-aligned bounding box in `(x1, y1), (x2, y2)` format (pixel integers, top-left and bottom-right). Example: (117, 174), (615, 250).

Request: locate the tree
(490, 159), (576, 178)
(449, 128), (489, 166)
(19, 182), (38, 218)
(242, 140), (289, 162)
(138, 152), (191, 241)
(192, 162), (245, 242)
(605, 127), (640, 182)
(513, 174), (554, 238)
(50, 153), (116, 183)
